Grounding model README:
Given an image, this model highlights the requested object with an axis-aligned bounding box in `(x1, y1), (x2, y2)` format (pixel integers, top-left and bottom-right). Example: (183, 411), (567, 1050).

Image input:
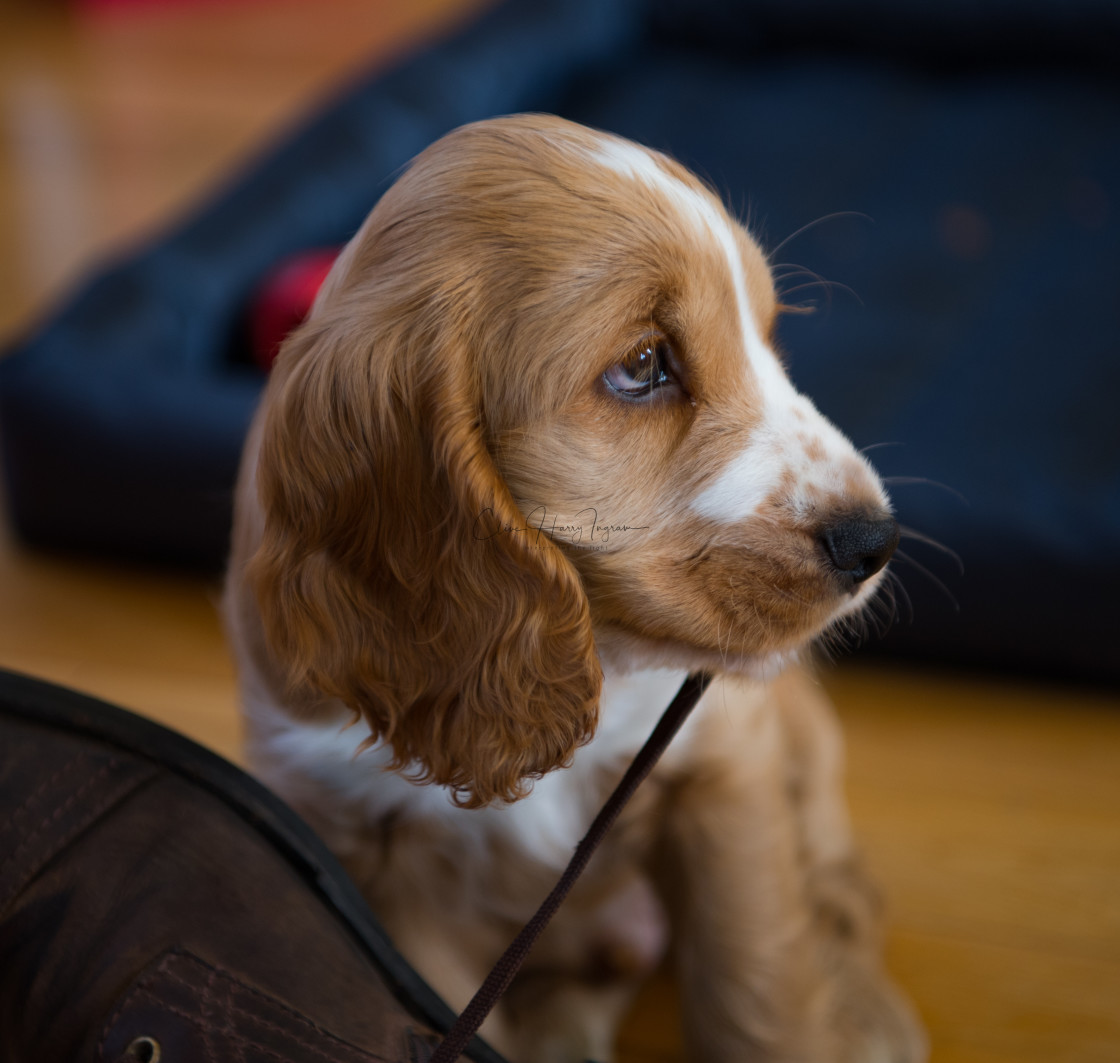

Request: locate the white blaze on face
(691, 394), (876, 524)
(590, 137), (770, 376)
(588, 135), (881, 526)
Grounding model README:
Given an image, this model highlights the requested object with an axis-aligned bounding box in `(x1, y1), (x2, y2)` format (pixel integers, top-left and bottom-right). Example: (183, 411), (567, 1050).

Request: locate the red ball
(249, 248), (340, 371)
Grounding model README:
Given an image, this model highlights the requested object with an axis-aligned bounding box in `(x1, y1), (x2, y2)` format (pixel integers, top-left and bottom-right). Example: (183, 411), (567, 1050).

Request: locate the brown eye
(603, 336), (677, 400)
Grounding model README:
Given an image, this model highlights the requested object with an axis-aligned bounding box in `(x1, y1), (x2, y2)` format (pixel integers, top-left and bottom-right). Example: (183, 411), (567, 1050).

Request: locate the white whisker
(898, 525), (964, 574)
(766, 210), (874, 261)
(893, 550), (961, 611)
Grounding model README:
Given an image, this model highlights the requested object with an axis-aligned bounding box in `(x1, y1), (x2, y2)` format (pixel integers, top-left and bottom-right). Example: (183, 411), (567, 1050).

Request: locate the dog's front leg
(774, 670), (928, 1063)
(655, 677), (838, 1062)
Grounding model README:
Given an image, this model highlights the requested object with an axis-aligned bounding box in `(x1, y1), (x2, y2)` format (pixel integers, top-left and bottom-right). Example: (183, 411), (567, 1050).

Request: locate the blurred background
(0, 0), (1117, 1060)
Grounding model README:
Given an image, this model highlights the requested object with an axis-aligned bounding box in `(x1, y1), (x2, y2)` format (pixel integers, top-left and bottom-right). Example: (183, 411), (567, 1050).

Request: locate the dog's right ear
(244, 302), (602, 809)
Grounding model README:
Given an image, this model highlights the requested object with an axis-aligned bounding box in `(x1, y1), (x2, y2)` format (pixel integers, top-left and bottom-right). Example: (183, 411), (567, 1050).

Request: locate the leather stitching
(99, 949), (393, 1063)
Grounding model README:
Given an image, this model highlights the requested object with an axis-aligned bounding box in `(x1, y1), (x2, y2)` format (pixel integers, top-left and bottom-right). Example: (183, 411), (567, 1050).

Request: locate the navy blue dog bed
(2, 0), (1118, 682)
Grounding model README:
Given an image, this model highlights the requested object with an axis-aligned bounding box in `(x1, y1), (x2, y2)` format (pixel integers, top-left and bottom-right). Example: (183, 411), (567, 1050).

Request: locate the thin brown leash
(428, 671), (713, 1063)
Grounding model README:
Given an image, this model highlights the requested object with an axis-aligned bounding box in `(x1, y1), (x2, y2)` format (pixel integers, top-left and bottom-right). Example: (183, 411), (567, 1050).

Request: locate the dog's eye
(603, 336), (677, 401)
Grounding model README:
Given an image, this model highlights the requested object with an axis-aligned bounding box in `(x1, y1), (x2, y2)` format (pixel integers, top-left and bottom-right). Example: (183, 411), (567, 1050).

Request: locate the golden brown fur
(226, 115), (926, 1062)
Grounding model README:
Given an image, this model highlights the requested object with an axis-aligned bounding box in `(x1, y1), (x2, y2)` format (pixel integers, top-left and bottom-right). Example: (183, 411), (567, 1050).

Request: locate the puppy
(226, 114), (926, 1063)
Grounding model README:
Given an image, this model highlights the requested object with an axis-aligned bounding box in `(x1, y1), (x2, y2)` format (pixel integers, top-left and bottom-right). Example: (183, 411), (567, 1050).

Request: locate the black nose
(819, 515), (900, 586)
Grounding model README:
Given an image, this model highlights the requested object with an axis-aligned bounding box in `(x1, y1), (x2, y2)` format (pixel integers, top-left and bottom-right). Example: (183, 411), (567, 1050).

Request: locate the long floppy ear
(245, 307), (602, 808)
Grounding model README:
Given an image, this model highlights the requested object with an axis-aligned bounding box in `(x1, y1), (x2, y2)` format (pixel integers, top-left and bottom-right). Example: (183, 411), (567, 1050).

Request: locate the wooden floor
(1, 3), (1118, 1060)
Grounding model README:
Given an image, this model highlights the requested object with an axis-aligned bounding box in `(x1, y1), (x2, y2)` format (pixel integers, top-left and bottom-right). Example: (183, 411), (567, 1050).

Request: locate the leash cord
(427, 671), (712, 1063)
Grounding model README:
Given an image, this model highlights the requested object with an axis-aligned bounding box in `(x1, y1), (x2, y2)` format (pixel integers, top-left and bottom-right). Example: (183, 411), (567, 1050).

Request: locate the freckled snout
(819, 514), (900, 588)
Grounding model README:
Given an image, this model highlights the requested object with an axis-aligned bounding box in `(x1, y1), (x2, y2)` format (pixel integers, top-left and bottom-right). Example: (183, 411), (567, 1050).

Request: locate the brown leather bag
(0, 668), (504, 1063)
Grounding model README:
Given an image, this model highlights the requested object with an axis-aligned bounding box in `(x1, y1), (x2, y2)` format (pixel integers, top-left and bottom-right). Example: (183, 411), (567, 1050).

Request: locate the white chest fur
(251, 664), (695, 870)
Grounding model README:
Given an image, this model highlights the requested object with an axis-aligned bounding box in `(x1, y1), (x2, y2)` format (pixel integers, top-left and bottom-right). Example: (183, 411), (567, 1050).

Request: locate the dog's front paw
(825, 949), (927, 1063)
(812, 862), (928, 1063)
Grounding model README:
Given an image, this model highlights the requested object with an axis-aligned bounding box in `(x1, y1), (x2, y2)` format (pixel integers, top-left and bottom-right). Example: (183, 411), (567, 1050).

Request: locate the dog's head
(246, 115), (896, 806)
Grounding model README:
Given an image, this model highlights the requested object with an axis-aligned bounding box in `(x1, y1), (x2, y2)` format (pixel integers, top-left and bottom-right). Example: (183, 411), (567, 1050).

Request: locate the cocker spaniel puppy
(226, 114), (926, 1063)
